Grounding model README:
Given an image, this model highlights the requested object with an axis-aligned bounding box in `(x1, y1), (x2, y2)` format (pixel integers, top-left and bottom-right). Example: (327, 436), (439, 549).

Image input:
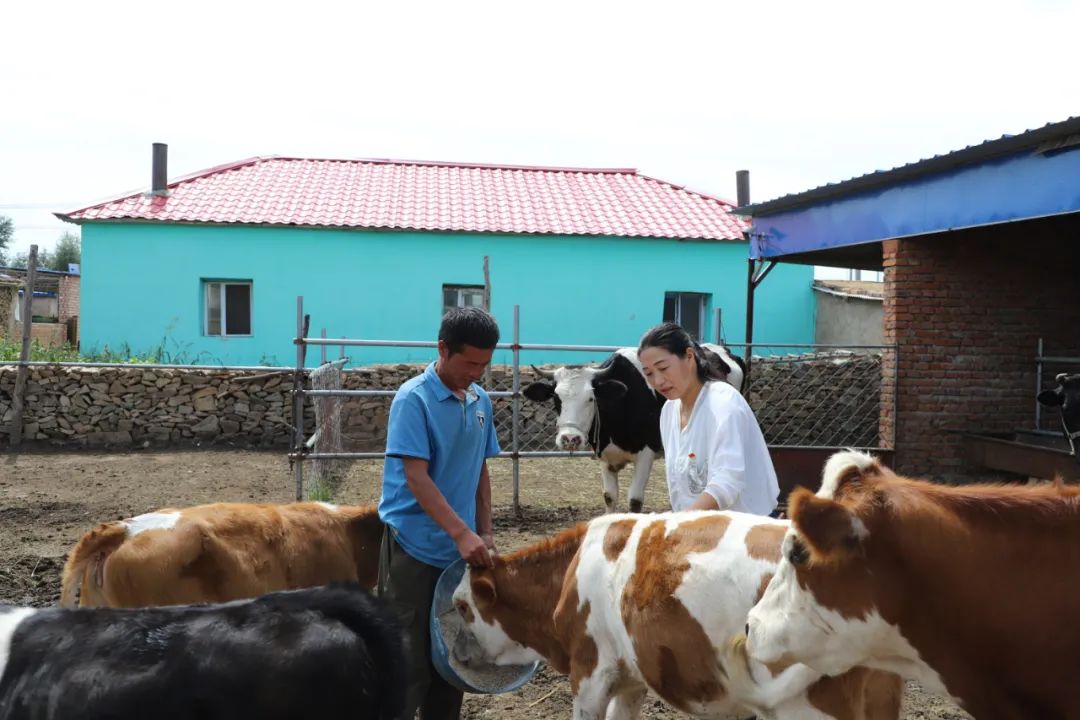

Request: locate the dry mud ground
(0, 449), (969, 719)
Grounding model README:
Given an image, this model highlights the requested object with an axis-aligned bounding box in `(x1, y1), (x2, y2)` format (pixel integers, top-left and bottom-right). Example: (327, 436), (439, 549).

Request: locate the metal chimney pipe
(151, 143), (168, 195)
(736, 169), (750, 207)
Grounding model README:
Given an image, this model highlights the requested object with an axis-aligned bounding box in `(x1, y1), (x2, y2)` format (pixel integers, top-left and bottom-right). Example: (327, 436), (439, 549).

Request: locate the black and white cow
(523, 344), (745, 513)
(1038, 372), (1080, 462)
(0, 584), (406, 720)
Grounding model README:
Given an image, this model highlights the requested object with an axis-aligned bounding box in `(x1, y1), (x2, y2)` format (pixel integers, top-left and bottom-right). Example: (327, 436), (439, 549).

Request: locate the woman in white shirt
(638, 322), (780, 516)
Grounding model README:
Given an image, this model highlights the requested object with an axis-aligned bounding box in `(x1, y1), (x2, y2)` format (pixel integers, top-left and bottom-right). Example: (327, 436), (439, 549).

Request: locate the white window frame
(203, 280), (253, 337)
(442, 284), (486, 315)
(664, 291), (709, 340)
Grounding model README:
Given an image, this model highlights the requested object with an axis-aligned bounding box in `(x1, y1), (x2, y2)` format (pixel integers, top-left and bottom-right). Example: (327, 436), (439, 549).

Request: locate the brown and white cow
(60, 501), (383, 608)
(451, 511), (902, 719)
(745, 450), (1080, 720)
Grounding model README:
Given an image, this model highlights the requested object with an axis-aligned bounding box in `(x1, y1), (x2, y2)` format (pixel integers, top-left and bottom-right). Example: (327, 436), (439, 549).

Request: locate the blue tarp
(748, 145), (1080, 260)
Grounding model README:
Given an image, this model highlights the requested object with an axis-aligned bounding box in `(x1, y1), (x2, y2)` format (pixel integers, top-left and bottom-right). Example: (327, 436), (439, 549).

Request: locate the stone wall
(1, 357), (883, 451)
(747, 351), (883, 448)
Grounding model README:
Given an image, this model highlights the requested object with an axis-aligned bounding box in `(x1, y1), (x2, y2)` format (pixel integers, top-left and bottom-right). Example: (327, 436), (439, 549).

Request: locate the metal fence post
(293, 297), (305, 500)
(511, 304), (521, 516)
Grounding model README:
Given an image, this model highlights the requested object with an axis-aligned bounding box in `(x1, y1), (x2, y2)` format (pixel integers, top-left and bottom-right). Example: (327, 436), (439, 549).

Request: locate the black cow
(523, 345), (745, 512)
(0, 584), (406, 720)
(1038, 371), (1080, 462)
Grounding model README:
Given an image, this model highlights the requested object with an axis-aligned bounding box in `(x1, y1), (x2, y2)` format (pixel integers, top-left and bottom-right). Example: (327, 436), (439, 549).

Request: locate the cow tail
(59, 522), (127, 607)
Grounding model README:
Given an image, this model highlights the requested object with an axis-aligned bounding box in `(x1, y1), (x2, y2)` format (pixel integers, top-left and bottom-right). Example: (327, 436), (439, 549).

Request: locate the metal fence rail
(289, 296), (897, 511)
(1034, 338), (1080, 435)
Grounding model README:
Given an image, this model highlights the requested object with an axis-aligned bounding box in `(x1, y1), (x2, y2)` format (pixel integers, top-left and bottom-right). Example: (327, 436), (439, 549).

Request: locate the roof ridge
(635, 172), (738, 209)
(267, 156), (638, 174)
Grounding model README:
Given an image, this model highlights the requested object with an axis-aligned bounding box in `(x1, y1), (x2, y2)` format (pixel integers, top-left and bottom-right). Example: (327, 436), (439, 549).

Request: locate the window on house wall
(663, 291), (709, 340)
(442, 284), (485, 315)
(203, 280), (252, 336)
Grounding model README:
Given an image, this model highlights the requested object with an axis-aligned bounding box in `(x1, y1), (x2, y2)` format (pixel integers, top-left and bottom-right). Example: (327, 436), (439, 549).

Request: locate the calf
(451, 512), (901, 719)
(61, 502), (383, 608)
(0, 584), (405, 720)
(745, 450), (1080, 720)
(1037, 372), (1080, 460)
(524, 344), (744, 513)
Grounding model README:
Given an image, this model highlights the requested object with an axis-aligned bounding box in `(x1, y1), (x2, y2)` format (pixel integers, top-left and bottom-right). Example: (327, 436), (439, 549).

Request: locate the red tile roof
(58, 157), (747, 241)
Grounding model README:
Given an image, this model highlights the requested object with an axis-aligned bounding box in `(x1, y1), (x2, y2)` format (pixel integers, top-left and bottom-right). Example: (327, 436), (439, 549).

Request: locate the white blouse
(660, 380), (780, 515)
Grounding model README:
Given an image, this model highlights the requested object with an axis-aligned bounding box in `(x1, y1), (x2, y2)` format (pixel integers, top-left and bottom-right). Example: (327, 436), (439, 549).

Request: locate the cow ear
(522, 382), (555, 402)
(594, 379), (628, 400)
(789, 488), (864, 563)
(1038, 389), (1064, 407)
(472, 574), (497, 607)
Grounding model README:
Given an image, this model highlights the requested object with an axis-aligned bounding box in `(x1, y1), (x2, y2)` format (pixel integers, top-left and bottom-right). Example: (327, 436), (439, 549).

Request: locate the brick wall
(0, 283), (16, 339)
(881, 216), (1080, 481)
(58, 275), (79, 323)
(12, 322), (67, 348)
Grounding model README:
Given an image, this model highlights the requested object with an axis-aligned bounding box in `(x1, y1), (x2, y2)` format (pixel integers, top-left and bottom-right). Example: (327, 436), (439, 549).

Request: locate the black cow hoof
(629, 499), (643, 513)
(603, 493), (615, 512)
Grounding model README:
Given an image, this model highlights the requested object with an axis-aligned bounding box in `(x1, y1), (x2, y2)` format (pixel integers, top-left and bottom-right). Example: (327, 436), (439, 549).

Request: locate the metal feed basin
(429, 558), (541, 694)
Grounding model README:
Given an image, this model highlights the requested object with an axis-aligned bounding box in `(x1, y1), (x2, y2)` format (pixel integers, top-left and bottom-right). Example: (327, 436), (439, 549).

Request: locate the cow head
(522, 355), (633, 452)
(450, 567), (545, 667)
(746, 451), (907, 679)
(1038, 372), (1080, 461)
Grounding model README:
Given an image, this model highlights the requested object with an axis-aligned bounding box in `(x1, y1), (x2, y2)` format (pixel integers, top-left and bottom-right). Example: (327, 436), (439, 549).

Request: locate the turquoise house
(58, 151), (814, 367)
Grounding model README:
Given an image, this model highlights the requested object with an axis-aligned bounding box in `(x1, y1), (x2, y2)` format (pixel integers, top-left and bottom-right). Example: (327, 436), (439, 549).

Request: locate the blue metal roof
(739, 117), (1080, 265)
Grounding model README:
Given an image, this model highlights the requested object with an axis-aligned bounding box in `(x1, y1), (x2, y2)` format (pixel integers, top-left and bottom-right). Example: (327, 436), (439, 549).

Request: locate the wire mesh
(740, 345), (891, 448)
(319, 344), (893, 455)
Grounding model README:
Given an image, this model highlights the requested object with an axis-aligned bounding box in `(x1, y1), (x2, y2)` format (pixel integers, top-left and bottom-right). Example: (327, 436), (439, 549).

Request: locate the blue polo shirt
(379, 362), (502, 568)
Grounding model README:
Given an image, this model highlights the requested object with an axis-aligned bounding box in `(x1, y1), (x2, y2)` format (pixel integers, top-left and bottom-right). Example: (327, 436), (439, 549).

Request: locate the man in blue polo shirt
(377, 307), (501, 720)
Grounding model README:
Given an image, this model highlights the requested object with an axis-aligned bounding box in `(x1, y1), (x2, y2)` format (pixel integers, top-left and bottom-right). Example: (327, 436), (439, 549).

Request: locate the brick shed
(738, 117), (1080, 482)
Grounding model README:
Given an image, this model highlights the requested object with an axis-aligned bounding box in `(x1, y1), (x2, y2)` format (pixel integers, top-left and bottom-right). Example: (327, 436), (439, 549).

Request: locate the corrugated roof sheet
(58, 157), (748, 241)
(739, 116), (1080, 217)
(813, 279), (884, 300)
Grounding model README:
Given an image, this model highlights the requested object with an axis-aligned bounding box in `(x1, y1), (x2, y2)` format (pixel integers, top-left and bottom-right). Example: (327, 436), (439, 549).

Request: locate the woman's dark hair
(637, 322), (724, 383)
(439, 307), (500, 355)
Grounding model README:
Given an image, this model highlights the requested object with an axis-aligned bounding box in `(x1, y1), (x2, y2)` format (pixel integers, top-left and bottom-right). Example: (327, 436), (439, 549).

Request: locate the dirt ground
(0, 449), (970, 719)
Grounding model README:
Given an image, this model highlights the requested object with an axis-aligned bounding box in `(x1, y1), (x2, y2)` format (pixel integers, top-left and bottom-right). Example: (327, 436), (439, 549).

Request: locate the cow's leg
(601, 464), (619, 513)
(605, 683), (647, 720)
(627, 448), (655, 513)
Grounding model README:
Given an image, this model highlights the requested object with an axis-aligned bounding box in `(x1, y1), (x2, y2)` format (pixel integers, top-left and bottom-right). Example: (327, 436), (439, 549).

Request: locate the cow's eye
(788, 538), (809, 566)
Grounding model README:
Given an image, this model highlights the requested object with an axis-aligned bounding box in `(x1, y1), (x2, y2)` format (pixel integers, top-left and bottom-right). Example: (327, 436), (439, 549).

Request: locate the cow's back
(100, 503), (362, 608)
(570, 511), (783, 715)
(2, 585), (406, 720)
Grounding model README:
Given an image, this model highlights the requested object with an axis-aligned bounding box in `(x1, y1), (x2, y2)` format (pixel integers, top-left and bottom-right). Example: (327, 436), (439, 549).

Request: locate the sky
(2, 0), (1078, 280)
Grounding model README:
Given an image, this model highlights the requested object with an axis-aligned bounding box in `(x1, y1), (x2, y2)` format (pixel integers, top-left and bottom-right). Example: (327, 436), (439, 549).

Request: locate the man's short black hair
(439, 307), (500, 355)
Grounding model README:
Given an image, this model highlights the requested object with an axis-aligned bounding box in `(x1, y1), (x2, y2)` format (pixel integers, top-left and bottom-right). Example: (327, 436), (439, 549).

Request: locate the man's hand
(481, 532), (496, 554)
(454, 528), (494, 568)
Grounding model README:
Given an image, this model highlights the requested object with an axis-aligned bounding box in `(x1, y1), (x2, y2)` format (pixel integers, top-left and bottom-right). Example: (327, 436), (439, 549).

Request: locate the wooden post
(10, 245), (39, 447)
(483, 255), (491, 312)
